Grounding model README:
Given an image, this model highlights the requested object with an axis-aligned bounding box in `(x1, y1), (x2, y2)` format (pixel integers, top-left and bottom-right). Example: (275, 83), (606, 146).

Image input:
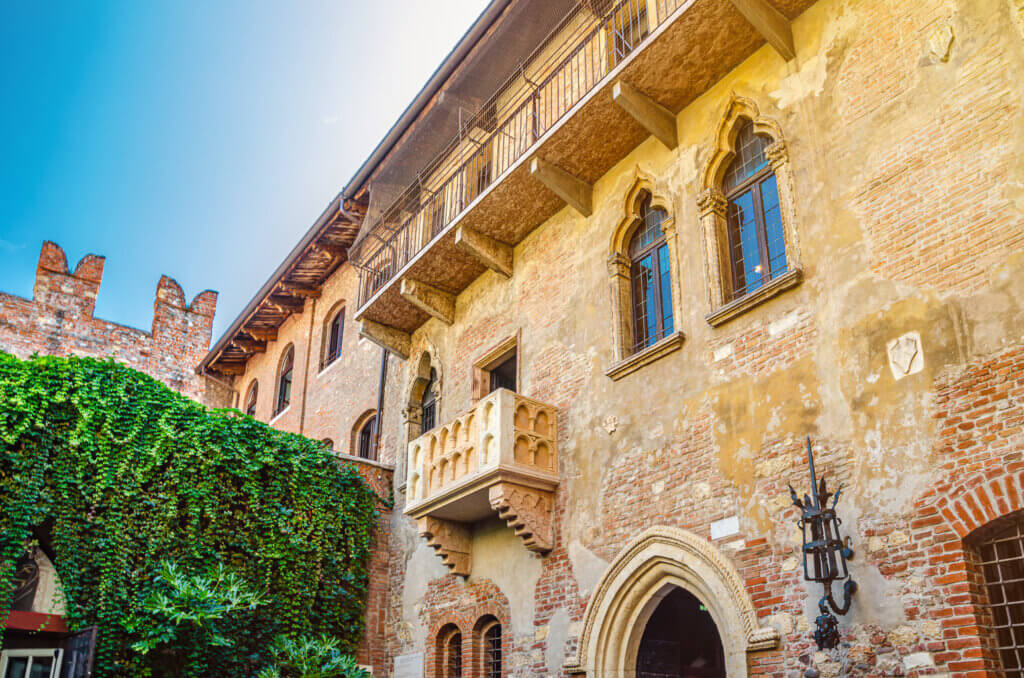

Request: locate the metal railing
(357, 0), (685, 307)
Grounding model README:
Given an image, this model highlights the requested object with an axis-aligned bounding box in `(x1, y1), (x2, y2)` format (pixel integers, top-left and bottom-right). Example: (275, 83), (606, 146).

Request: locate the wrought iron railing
(356, 0), (686, 307)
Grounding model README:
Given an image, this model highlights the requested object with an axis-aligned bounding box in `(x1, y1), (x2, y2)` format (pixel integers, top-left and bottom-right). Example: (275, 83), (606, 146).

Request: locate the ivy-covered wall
(0, 352), (381, 675)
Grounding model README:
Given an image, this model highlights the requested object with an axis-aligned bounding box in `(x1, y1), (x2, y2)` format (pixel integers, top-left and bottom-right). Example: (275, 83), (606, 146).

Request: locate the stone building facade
(203, 0), (1024, 676)
(0, 241), (226, 404)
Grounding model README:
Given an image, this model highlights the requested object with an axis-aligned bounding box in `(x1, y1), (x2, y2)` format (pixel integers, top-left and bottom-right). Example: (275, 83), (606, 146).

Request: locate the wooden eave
(202, 201), (365, 377)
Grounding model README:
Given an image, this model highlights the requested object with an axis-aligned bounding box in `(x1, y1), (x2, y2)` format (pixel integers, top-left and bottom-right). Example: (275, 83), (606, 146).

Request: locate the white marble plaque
(394, 652), (424, 678)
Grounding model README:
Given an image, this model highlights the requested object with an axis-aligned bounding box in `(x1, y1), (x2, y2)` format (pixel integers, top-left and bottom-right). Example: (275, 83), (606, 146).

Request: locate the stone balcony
(404, 388), (559, 576)
(355, 0), (814, 357)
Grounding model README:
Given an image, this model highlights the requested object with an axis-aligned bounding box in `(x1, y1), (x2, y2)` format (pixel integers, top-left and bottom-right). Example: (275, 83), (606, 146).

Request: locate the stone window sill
(705, 268), (802, 328)
(269, 406), (290, 426)
(605, 331), (685, 381)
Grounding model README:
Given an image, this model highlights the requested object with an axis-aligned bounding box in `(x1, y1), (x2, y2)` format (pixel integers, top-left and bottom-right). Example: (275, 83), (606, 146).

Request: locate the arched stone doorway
(635, 587), (726, 678)
(568, 527), (778, 677)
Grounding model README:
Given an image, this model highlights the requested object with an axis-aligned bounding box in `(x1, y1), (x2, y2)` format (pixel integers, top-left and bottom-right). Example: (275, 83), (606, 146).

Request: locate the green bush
(0, 353), (380, 675)
(256, 634), (372, 678)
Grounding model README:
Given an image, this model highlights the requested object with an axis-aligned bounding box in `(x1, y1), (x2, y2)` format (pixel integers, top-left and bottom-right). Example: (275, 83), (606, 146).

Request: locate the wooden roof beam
(246, 328), (278, 342)
(279, 282), (321, 299)
(232, 338), (267, 353)
(313, 242), (347, 259)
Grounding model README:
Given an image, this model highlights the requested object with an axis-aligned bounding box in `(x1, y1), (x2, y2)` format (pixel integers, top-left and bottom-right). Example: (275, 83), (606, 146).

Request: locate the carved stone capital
(403, 405), (422, 425)
(418, 516), (471, 577)
(765, 140), (789, 169)
(659, 216), (677, 238)
(697, 189), (727, 218)
(607, 252), (631, 279)
(488, 482), (554, 552)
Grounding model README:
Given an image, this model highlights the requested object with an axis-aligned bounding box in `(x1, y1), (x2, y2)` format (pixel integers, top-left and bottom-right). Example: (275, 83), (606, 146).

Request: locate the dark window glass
(358, 416), (376, 460)
(723, 121), (787, 300)
(420, 369), (437, 432)
(978, 515), (1024, 677)
(628, 195), (673, 354)
(447, 632), (462, 678)
(245, 382), (258, 417)
(489, 352), (517, 393)
(324, 309), (344, 367)
(276, 348), (293, 415)
(483, 623), (502, 678)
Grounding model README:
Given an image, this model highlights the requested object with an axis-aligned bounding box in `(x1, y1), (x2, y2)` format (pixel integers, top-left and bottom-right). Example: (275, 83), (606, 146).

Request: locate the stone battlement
(1, 241), (220, 401)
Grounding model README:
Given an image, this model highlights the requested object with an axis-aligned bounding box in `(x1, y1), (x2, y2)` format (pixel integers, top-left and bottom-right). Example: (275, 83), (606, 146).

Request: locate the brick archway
(908, 468), (1024, 675)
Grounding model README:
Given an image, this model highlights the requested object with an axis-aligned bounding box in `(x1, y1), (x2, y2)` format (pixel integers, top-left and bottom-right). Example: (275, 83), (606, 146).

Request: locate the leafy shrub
(256, 634), (372, 678)
(0, 353), (380, 675)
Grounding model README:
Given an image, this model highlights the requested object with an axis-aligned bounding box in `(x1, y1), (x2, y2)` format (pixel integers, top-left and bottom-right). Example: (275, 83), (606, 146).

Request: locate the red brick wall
(0, 241), (217, 400)
(345, 456), (394, 673)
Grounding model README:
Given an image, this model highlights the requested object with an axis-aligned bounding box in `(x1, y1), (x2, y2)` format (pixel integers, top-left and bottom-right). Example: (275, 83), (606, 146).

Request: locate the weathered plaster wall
(378, 0), (1024, 675)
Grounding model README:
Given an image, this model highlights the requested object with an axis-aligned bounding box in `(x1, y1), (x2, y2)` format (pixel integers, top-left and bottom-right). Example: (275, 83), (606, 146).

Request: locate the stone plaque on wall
(394, 652), (424, 678)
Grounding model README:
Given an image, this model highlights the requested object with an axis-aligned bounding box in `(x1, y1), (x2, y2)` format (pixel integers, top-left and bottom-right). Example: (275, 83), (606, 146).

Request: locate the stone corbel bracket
(488, 482), (554, 553)
(417, 516), (472, 577)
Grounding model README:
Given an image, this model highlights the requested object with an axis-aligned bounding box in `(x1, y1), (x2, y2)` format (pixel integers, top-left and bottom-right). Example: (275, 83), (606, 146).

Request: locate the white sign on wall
(394, 652), (424, 678)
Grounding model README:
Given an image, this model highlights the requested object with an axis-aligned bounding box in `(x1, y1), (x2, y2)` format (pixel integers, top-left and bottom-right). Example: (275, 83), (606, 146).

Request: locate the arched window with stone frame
(274, 345), (294, 416)
(606, 171), (684, 380)
(403, 349), (443, 498)
(244, 380), (258, 417)
(320, 303), (345, 370)
(698, 95), (802, 326)
(351, 409), (377, 460)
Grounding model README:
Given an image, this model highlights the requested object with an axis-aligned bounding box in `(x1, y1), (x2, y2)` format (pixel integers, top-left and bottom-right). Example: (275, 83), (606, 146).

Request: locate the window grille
(483, 623), (501, 678)
(979, 516), (1024, 677)
(447, 632), (462, 678)
(420, 368), (437, 432)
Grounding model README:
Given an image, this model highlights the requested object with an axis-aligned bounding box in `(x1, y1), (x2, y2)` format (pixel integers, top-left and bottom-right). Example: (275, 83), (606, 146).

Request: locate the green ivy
(0, 352), (379, 676)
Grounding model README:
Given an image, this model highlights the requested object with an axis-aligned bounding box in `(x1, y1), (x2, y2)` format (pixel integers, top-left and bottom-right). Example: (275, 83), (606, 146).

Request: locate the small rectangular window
(472, 334), (519, 401)
(489, 351), (517, 393)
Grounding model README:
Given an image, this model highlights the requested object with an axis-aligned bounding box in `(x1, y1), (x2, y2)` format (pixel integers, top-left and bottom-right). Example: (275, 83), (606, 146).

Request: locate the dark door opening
(636, 587), (726, 678)
(489, 351), (517, 393)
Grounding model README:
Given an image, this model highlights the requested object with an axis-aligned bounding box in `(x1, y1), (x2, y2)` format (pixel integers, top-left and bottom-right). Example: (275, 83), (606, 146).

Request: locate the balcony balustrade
(354, 0), (809, 352)
(404, 388), (559, 576)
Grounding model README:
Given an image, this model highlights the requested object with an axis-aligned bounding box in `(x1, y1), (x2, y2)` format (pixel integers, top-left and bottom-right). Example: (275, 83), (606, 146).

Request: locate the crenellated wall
(0, 241), (221, 402)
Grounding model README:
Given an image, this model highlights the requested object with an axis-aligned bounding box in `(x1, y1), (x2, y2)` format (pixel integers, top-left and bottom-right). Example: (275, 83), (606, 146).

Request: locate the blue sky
(1, 0), (488, 340)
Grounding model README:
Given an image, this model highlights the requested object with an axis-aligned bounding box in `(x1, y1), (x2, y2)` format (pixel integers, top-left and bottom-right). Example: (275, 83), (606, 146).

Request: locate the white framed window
(1, 648), (63, 678)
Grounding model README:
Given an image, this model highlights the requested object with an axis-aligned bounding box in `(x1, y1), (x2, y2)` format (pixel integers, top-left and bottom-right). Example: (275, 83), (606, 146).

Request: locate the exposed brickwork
(844, 1), (1024, 295)
(0, 241), (218, 401)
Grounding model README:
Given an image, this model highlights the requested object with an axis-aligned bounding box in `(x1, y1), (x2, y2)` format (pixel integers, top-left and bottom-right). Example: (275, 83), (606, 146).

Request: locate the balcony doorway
(635, 587), (725, 678)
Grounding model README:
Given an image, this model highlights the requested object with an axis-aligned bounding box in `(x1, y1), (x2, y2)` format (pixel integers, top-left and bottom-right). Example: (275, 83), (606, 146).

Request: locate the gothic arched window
(722, 120), (787, 300)
(420, 368), (437, 432)
(628, 194), (673, 353)
(275, 346), (294, 415)
(244, 381), (258, 417)
(323, 307), (344, 368)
